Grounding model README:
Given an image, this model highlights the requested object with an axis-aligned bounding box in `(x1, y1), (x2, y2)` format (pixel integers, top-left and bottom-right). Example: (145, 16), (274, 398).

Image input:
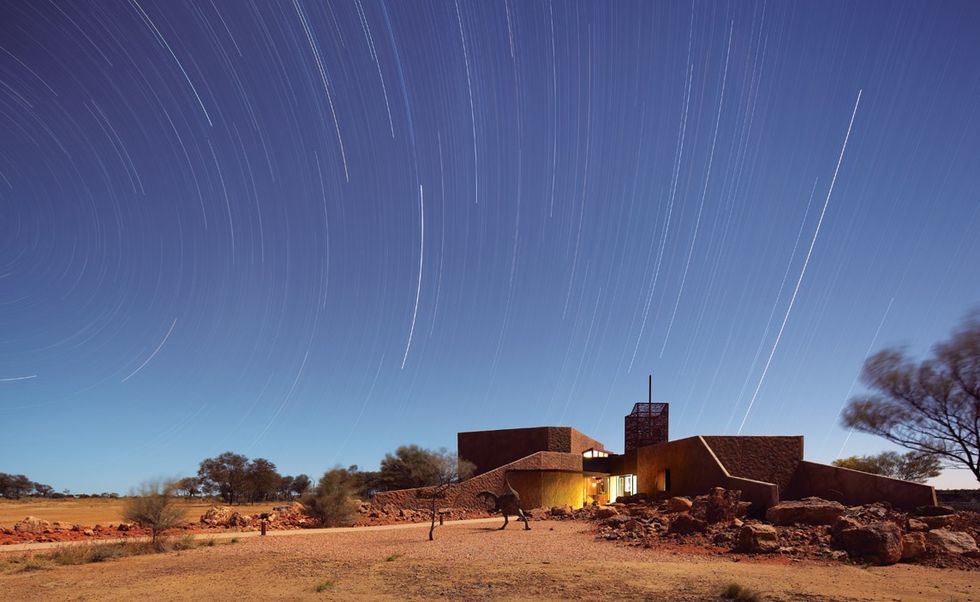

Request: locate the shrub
(122, 481), (186, 542)
(302, 468), (359, 527)
(313, 580), (335, 592)
(721, 582), (763, 601)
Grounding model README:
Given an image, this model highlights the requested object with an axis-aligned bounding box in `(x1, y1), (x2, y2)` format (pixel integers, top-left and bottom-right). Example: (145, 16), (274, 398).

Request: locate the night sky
(2, 1), (979, 493)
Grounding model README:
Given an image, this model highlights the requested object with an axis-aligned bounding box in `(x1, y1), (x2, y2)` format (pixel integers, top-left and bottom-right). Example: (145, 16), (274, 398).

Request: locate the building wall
(373, 451), (584, 511)
(509, 470), (586, 509)
(458, 426), (602, 476)
(701, 435), (803, 492)
(785, 460), (937, 509)
(635, 436), (779, 508)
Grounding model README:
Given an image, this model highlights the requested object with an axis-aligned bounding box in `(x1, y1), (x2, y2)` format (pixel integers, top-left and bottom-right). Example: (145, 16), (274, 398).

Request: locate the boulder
(921, 515), (953, 529)
(914, 505), (955, 517)
(906, 518), (929, 532)
(735, 523), (779, 553)
(925, 529), (979, 556)
(837, 521), (903, 565)
(692, 487), (740, 524)
(668, 514), (707, 535)
(595, 507), (619, 520)
(549, 506), (569, 517)
(901, 532), (927, 561)
(665, 497), (693, 513)
(13, 517), (50, 533)
(831, 516), (862, 539)
(766, 498), (845, 526)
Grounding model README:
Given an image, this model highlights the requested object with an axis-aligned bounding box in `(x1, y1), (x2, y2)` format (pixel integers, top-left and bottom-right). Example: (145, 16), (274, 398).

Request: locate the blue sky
(1, 0), (978, 493)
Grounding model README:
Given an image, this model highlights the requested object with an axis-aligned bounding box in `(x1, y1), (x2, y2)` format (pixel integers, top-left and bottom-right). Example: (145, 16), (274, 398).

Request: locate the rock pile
(198, 502), (313, 530)
(553, 488), (979, 569)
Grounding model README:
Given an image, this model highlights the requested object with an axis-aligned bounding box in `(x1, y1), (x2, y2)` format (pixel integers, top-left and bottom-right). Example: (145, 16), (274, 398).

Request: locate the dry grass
(0, 535), (212, 574)
(0, 498), (279, 526)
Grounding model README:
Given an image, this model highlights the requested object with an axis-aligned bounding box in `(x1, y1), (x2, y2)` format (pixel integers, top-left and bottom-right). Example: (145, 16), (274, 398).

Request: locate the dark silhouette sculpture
(476, 474), (530, 530)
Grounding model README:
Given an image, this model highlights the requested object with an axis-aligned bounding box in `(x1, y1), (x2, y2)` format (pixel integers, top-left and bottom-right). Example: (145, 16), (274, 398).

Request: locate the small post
(260, 513), (268, 536)
(439, 512), (444, 526)
(648, 374), (652, 403)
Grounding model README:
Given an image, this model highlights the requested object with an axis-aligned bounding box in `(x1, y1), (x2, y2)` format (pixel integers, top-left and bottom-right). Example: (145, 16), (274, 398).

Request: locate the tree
(290, 474), (312, 498)
(198, 452), (249, 504)
(245, 458), (280, 502)
(0, 474), (34, 499)
(414, 450), (475, 541)
(32, 482), (54, 498)
(174, 477), (201, 498)
(842, 311), (980, 483)
(832, 451), (942, 483)
(301, 467), (359, 527)
(376, 445), (444, 491)
(123, 481), (186, 543)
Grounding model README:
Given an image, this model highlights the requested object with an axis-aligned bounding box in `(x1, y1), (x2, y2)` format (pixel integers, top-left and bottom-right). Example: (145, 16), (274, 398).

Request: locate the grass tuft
(384, 553), (401, 562)
(721, 582), (763, 601)
(313, 580), (335, 593)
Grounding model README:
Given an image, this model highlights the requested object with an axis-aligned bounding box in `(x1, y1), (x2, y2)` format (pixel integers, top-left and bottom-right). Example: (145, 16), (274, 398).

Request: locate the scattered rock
(665, 497), (692, 513)
(594, 507), (619, 520)
(549, 506), (569, 517)
(735, 523), (779, 553)
(925, 529), (979, 556)
(766, 498), (846, 526)
(837, 521), (903, 565)
(668, 514), (707, 535)
(906, 518), (929, 531)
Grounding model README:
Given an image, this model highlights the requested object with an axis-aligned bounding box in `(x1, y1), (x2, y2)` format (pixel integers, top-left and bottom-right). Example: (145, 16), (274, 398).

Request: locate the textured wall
(458, 426), (601, 476)
(785, 461), (937, 509)
(635, 436), (779, 507)
(701, 436), (803, 492)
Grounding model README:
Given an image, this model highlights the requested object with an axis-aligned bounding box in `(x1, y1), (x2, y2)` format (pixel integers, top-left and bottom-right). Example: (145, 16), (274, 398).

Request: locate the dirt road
(1, 520), (976, 601)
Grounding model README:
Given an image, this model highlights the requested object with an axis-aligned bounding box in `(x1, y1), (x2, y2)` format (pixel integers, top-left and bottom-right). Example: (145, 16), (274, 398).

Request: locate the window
(582, 447), (609, 458)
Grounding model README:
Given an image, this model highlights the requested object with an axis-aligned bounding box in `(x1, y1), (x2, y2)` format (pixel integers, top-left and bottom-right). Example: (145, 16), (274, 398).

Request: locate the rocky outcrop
(766, 497), (845, 525)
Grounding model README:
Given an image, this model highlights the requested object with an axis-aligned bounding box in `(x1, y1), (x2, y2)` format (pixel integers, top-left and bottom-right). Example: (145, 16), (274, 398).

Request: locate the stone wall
(372, 451), (584, 511)
(785, 460), (937, 509)
(701, 435), (803, 492)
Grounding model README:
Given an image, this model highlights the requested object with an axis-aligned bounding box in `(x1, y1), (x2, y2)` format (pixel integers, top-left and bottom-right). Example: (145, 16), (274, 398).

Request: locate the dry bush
(302, 468), (358, 527)
(122, 481), (186, 541)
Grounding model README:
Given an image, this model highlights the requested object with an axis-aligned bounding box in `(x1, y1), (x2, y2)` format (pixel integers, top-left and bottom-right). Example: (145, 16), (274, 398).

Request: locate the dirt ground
(0, 498), (278, 526)
(1, 520), (976, 601)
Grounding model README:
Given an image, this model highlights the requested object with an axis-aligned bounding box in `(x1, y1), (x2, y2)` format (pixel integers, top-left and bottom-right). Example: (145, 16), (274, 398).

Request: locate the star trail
(1, 1), (979, 492)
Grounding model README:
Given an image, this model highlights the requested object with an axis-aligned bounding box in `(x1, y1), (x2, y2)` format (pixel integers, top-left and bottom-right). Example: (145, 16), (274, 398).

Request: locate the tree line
(183, 444), (457, 506)
(0, 473), (54, 499)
